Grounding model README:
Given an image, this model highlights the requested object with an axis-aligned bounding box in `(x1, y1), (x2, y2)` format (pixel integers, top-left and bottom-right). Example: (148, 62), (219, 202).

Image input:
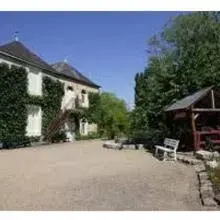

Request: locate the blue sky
(0, 12), (181, 106)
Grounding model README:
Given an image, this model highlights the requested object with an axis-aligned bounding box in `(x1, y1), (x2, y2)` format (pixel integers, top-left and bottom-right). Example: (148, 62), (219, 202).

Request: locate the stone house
(0, 40), (100, 142)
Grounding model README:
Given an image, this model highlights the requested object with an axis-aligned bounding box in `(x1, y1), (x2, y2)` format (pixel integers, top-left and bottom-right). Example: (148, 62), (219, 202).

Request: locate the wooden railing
(43, 97), (75, 141)
(193, 129), (220, 150)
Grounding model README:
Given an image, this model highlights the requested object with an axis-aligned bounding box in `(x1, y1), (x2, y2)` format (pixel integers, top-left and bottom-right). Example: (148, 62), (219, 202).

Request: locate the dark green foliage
(205, 137), (215, 152)
(0, 63), (65, 147)
(0, 63), (28, 144)
(84, 92), (101, 124)
(26, 95), (43, 106)
(132, 12), (220, 146)
(131, 72), (149, 134)
(208, 164), (220, 193)
(28, 77), (64, 141)
(51, 130), (67, 143)
(3, 136), (31, 149)
(41, 76), (64, 135)
(28, 136), (41, 143)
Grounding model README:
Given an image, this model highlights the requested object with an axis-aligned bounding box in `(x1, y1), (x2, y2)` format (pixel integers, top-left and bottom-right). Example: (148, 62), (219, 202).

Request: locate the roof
(164, 86), (213, 112)
(0, 41), (100, 89)
(51, 62), (100, 88)
(0, 41), (56, 73)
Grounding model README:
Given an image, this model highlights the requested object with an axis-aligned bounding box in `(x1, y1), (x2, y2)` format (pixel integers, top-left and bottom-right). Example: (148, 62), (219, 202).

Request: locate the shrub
(132, 129), (166, 145)
(3, 136), (31, 149)
(51, 131), (67, 143)
(209, 165), (220, 192)
(28, 136), (41, 143)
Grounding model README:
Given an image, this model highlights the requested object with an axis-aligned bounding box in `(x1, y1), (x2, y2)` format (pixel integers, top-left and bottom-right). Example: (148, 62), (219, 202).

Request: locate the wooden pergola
(164, 86), (220, 151)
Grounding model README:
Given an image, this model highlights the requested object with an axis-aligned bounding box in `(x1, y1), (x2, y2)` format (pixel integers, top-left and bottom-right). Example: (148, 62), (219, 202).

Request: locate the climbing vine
(0, 63), (64, 147)
(0, 63), (28, 145)
(41, 76), (64, 135)
(83, 92), (101, 123)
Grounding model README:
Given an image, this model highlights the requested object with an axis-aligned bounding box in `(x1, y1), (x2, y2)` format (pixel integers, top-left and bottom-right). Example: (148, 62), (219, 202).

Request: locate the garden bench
(155, 138), (179, 161)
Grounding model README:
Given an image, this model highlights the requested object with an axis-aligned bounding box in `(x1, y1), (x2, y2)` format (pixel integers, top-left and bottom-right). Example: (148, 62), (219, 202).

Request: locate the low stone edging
(176, 154), (219, 208)
(103, 141), (122, 150)
(176, 154), (202, 165)
(194, 163), (218, 208)
(195, 150), (220, 161)
(103, 141), (145, 150)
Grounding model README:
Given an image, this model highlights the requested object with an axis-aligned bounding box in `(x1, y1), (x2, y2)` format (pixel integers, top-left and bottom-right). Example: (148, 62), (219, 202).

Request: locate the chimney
(14, 31), (19, 42)
(64, 57), (68, 63)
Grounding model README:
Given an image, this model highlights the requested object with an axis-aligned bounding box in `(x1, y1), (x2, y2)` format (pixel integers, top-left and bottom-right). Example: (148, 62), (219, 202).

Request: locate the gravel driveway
(0, 140), (204, 210)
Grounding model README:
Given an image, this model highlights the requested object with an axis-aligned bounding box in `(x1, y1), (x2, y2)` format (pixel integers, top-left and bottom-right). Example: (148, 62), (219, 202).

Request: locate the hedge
(0, 63), (28, 144)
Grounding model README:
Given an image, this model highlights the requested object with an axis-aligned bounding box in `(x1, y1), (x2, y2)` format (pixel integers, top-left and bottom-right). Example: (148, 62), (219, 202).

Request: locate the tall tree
(86, 92), (129, 139)
(132, 12), (220, 144)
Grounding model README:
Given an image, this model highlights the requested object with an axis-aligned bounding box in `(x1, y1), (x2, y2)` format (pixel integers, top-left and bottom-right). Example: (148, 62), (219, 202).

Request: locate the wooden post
(211, 89), (215, 109)
(194, 113), (200, 120)
(191, 109), (198, 150)
(191, 112), (196, 132)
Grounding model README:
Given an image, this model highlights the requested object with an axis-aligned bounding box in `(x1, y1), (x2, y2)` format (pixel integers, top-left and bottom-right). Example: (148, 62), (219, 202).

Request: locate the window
(26, 105), (42, 136)
(81, 90), (86, 103)
(81, 118), (87, 135)
(28, 68), (42, 96)
(81, 123), (85, 134)
(67, 86), (73, 91)
(63, 86), (75, 109)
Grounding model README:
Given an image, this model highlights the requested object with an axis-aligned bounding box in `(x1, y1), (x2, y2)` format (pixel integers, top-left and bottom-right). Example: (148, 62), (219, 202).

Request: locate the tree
(86, 92), (129, 139)
(84, 92), (102, 124)
(132, 12), (220, 144)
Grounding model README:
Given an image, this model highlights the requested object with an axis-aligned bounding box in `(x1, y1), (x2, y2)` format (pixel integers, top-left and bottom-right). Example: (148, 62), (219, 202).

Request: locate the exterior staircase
(42, 97), (76, 142)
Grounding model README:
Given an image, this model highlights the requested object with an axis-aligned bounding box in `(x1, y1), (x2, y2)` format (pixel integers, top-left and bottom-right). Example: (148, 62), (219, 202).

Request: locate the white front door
(80, 119), (88, 136)
(65, 117), (76, 141)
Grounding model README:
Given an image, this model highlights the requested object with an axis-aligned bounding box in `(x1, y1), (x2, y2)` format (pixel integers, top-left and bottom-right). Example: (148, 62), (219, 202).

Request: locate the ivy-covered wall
(41, 76), (64, 135)
(0, 62), (64, 146)
(0, 63), (28, 143)
(84, 92), (101, 124)
(25, 76), (65, 136)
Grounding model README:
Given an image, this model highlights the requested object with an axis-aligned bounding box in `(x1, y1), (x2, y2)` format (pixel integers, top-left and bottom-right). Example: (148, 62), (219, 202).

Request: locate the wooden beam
(174, 112), (186, 119)
(194, 113), (200, 120)
(192, 108), (220, 112)
(191, 112), (196, 132)
(211, 89), (215, 108)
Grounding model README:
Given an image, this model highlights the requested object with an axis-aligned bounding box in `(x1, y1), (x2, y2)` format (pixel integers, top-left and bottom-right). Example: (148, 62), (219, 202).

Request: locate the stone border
(194, 163), (218, 208)
(177, 155), (219, 208)
(177, 154), (202, 165)
(103, 141), (122, 150)
(103, 141), (145, 150)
